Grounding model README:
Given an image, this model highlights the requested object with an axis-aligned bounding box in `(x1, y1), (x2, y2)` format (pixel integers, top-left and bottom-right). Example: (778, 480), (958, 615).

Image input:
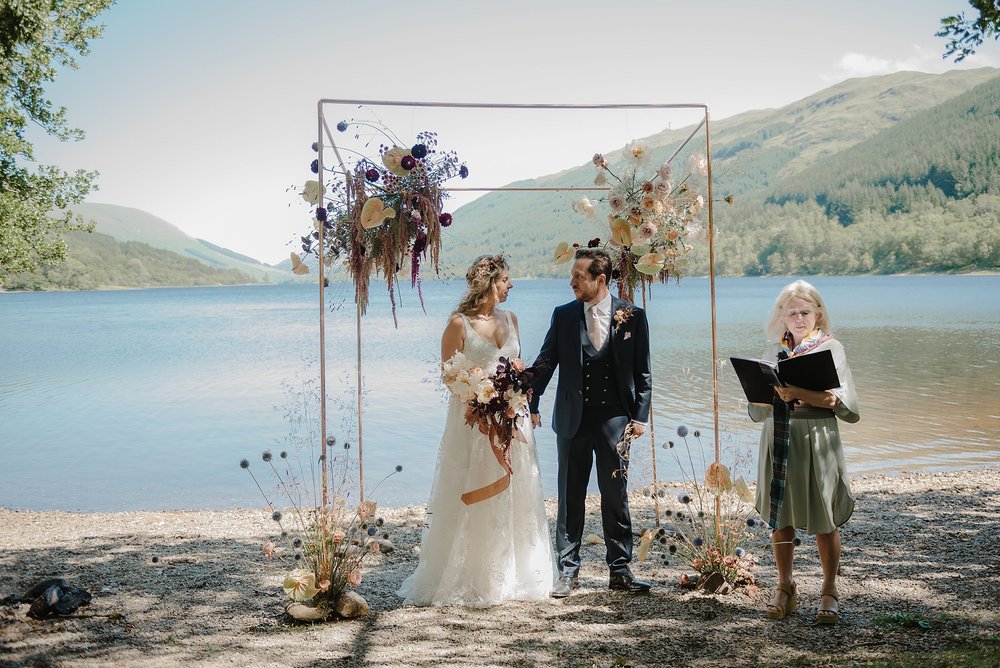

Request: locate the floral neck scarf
(780, 328), (830, 358)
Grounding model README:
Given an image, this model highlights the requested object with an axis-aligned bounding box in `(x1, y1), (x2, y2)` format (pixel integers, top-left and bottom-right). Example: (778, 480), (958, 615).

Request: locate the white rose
(476, 380), (498, 404)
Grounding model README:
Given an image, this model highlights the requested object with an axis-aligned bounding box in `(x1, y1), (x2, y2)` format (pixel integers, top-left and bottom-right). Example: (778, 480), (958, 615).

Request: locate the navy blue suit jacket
(530, 296), (652, 439)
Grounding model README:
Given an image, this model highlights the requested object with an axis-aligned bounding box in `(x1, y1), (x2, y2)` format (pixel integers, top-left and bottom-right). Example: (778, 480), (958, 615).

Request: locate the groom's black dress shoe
(609, 573), (652, 594)
(550, 575), (577, 598)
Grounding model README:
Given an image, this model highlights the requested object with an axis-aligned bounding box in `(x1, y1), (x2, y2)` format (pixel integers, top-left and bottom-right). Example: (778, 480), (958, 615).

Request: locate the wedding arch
(310, 99), (721, 526)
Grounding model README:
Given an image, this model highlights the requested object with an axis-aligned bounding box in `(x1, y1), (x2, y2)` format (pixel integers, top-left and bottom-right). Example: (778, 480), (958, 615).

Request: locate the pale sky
(26, 0), (1000, 265)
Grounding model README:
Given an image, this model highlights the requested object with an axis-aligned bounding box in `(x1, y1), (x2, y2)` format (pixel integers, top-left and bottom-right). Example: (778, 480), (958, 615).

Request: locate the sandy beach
(2, 468), (998, 667)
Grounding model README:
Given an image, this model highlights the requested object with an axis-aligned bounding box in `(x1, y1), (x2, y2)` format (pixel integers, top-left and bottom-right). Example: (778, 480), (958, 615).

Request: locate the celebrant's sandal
(765, 581), (797, 620)
(817, 585), (839, 625)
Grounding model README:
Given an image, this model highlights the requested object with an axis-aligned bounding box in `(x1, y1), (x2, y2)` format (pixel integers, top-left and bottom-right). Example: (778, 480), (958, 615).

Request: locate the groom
(530, 248), (653, 597)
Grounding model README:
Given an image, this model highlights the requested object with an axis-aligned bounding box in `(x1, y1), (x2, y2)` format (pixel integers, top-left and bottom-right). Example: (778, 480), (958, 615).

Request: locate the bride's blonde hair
(454, 254), (509, 316)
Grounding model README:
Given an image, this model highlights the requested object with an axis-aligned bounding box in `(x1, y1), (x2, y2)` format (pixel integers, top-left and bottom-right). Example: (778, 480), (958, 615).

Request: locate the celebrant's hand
(531, 413), (541, 429)
(774, 385), (798, 403)
(630, 421), (646, 438)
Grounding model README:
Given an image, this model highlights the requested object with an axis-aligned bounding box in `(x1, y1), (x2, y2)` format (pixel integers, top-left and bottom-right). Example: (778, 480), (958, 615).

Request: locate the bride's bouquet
(442, 352), (536, 503)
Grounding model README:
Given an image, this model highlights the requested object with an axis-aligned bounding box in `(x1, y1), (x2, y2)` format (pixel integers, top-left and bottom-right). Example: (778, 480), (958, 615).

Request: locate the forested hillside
(443, 68), (1000, 277)
(2, 230), (262, 290)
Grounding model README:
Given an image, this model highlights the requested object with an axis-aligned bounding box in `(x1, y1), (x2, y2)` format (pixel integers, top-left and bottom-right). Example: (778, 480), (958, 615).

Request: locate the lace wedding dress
(397, 312), (555, 607)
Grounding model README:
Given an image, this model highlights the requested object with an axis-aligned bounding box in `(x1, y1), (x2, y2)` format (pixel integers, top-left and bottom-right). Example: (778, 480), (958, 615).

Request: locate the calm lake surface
(1, 275), (997, 511)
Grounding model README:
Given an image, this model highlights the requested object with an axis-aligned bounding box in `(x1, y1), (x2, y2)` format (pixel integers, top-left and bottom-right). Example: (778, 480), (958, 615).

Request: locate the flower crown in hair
(472, 254), (506, 282)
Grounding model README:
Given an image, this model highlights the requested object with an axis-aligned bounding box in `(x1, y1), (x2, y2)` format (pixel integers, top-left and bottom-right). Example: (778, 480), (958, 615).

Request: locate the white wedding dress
(397, 312), (555, 607)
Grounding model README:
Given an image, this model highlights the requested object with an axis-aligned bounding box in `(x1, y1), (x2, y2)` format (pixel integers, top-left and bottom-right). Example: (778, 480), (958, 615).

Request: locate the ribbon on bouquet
(460, 411), (527, 505)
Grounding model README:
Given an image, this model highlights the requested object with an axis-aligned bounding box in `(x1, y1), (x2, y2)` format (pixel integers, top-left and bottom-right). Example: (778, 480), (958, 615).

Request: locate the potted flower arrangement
(637, 426), (768, 595)
(240, 377), (402, 621)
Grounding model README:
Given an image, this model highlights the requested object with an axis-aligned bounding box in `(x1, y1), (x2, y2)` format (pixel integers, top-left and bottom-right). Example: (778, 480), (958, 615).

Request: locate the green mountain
(71, 203), (287, 280)
(443, 68), (1000, 277)
(3, 203), (295, 290)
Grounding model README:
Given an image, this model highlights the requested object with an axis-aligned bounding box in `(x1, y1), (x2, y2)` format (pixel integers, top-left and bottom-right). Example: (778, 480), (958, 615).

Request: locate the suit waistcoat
(581, 318), (623, 411)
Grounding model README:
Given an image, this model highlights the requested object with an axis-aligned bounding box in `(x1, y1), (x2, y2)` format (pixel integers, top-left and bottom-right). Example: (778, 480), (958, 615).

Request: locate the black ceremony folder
(729, 349), (840, 404)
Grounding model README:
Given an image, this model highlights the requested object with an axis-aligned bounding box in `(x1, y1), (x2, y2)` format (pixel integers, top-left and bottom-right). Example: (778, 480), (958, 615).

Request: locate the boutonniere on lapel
(613, 306), (634, 338)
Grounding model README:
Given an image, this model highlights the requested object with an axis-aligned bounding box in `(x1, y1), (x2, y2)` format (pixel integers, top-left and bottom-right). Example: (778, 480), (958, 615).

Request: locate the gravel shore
(2, 468), (998, 667)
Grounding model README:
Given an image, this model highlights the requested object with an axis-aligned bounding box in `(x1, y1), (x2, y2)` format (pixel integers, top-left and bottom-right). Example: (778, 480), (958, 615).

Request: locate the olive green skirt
(754, 415), (854, 535)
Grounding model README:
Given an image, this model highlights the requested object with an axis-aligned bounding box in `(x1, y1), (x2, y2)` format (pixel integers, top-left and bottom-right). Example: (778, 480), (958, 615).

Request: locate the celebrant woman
(397, 254), (555, 607)
(748, 280), (860, 625)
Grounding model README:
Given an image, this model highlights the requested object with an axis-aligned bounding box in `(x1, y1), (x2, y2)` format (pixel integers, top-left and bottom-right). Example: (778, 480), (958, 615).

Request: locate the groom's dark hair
(574, 248), (612, 284)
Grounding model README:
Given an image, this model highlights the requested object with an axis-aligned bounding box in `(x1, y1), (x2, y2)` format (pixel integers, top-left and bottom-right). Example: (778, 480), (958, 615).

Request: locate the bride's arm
(441, 314), (465, 364)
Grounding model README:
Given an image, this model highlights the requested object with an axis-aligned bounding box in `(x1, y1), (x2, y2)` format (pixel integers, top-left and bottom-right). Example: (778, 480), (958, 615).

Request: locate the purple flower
(439, 213), (453, 227)
(395, 464), (403, 472)
(310, 159), (319, 174)
(693, 537), (704, 547)
(459, 165), (469, 179)
(411, 143), (428, 159)
(239, 459), (249, 469)
(367, 526), (377, 536)
(315, 207), (327, 222)
(400, 155), (416, 170)
(311, 142), (318, 152)
(677, 492), (691, 504)
(272, 511), (282, 522)
(734, 547), (745, 557)
(262, 450), (272, 462)
(677, 425), (689, 438)
(746, 518), (757, 527)
(336, 120), (348, 132)
(365, 168), (380, 182)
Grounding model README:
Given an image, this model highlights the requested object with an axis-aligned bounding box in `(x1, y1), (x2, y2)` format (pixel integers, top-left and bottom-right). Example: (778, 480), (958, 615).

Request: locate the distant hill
(443, 68), (1000, 277)
(71, 203), (288, 280)
(3, 203), (299, 290)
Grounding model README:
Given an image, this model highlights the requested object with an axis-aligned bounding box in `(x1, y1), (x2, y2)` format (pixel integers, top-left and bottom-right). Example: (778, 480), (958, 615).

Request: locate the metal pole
(317, 101), (329, 510)
(357, 302), (364, 503)
(704, 109), (722, 544)
(641, 285), (661, 527)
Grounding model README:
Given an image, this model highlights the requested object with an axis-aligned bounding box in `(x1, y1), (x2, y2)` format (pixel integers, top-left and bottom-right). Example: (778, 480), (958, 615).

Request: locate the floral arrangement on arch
(553, 144), (717, 301)
(296, 119), (469, 321)
(637, 425), (768, 595)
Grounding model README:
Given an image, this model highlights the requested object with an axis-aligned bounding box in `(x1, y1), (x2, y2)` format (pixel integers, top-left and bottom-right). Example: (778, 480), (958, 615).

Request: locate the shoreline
(3, 271), (998, 294)
(0, 465), (996, 515)
(2, 468), (998, 667)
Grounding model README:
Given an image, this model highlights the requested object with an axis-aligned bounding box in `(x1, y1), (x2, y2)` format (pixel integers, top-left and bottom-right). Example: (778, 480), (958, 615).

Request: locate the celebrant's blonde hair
(765, 279), (833, 342)
(454, 254), (509, 316)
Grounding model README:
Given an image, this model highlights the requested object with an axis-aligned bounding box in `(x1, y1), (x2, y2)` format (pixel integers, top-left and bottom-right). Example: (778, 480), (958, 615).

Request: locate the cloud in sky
(824, 44), (1000, 82)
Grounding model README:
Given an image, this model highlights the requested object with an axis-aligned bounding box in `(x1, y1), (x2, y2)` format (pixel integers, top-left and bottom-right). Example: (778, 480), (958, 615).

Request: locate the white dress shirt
(585, 292), (613, 350)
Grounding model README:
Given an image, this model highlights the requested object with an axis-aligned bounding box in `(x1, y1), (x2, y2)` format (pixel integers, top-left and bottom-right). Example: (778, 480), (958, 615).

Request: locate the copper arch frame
(313, 99), (720, 528)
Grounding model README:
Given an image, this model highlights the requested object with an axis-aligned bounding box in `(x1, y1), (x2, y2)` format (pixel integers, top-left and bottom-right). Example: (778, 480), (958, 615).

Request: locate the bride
(397, 254), (556, 607)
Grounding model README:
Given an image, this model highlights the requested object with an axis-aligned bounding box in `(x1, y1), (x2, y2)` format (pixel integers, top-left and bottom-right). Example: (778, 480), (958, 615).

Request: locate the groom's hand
(531, 413), (541, 429)
(631, 421), (646, 438)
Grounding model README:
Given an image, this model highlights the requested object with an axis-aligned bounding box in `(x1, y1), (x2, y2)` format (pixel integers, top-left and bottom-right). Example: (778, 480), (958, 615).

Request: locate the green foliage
(1, 229), (264, 290)
(0, 0), (113, 275)
(939, 0), (1000, 62)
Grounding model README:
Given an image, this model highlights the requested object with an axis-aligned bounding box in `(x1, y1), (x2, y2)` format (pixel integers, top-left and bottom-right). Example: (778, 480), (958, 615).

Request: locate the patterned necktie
(588, 304), (603, 350)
